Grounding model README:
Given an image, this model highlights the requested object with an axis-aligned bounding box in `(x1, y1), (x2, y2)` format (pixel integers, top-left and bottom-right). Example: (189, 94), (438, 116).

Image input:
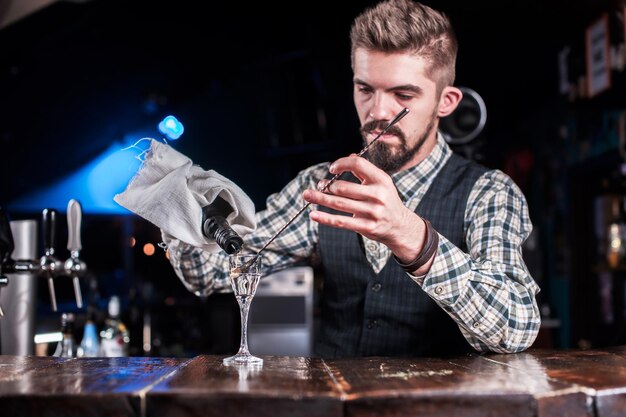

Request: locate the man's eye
(358, 87), (372, 94)
(396, 93), (413, 100)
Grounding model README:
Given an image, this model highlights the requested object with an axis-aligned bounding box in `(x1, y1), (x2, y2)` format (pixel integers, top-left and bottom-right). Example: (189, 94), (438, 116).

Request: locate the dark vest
(317, 153), (488, 358)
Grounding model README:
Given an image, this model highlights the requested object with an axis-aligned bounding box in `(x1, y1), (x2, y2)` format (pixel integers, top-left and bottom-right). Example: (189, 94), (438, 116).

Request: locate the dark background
(1, 0), (626, 355)
(0, 0), (606, 205)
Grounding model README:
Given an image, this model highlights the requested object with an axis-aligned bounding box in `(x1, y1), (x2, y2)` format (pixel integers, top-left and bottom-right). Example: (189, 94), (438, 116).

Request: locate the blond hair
(350, 0), (457, 92)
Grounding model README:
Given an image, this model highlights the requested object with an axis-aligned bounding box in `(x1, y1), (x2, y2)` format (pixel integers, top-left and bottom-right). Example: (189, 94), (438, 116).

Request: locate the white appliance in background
(0, 220), (38, 355)
(248, 266), (314, 357)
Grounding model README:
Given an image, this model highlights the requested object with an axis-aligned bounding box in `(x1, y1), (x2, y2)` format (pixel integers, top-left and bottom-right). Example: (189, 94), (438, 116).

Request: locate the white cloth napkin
(113, 139), (256, 253)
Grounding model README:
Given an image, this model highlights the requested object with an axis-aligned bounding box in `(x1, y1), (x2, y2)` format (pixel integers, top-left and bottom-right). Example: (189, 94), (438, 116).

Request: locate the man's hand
(302, 155), (428, 265)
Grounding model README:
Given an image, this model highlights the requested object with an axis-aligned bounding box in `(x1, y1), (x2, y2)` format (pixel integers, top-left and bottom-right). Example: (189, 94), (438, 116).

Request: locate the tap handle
(66, 199), (82, 253)
(41, 208), (59, 312)
(65, 199), (85, 309)
(42, 208), (56, 253)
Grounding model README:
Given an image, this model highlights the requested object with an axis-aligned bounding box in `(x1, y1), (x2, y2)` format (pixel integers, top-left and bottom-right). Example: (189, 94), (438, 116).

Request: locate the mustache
(360, 120), (405, 141)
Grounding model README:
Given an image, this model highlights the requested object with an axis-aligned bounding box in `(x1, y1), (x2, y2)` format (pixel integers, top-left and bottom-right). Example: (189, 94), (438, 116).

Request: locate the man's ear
(437, 86), (463, 117)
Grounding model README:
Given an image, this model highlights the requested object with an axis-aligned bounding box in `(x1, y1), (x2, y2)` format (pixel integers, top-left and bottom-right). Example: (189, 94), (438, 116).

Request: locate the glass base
(223, 353), (263, 366)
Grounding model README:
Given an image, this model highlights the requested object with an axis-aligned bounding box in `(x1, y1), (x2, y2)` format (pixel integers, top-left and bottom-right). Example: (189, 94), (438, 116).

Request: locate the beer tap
(40, 208), (61, 312)
(1, 202), (87, 313)
(63, 199), (85, 309)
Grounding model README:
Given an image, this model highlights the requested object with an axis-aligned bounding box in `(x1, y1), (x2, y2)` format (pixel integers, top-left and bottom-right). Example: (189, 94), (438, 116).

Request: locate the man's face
(352, 48), (441, 173)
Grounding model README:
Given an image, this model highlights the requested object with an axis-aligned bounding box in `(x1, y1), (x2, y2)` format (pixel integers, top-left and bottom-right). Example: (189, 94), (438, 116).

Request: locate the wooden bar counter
(1, 347), (626, 417)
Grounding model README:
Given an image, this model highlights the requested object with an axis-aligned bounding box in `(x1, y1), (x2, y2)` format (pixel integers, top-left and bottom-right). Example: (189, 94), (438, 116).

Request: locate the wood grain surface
(1, 347), (625, 417)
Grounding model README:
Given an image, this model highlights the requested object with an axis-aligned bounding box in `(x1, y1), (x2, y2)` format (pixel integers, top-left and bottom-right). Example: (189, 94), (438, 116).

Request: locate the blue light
(158, 115), (184, 140)
(7, 140), (147, 214)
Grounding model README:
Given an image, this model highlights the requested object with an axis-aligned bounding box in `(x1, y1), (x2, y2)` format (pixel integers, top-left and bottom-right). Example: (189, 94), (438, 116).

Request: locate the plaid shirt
(166, 132), (541, 354)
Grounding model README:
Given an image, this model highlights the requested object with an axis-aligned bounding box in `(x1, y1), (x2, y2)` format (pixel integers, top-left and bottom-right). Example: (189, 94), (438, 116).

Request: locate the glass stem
(238, 299), (251, 355)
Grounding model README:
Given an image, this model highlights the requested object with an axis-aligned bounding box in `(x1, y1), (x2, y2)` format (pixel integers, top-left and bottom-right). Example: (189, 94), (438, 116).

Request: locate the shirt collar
(392, 131), (452, 203)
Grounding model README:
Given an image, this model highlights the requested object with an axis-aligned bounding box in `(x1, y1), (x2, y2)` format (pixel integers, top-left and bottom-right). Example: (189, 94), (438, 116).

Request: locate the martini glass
(223, 254), (263, 365)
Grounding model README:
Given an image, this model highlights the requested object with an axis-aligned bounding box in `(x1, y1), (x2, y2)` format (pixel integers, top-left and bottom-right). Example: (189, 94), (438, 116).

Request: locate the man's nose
(368, 93), (398, 122)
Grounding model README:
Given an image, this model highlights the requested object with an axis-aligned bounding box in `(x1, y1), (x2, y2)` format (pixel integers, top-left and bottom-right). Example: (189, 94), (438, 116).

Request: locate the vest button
(366, 242), (378, 252)
(371, 282), (382, 292)
(367, 319), (377, 329)
(435, 286), (444, 295)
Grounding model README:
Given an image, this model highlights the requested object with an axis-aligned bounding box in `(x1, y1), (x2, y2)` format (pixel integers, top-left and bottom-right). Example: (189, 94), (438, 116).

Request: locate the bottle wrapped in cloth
(113, 139), (256, 254)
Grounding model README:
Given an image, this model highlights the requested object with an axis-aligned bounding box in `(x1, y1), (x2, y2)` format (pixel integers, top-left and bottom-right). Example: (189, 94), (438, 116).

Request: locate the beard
(360, 110), (437, 174)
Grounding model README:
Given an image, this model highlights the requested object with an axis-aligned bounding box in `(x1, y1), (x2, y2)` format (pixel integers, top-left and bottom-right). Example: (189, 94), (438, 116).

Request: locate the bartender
(160, 0), (540, 358)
